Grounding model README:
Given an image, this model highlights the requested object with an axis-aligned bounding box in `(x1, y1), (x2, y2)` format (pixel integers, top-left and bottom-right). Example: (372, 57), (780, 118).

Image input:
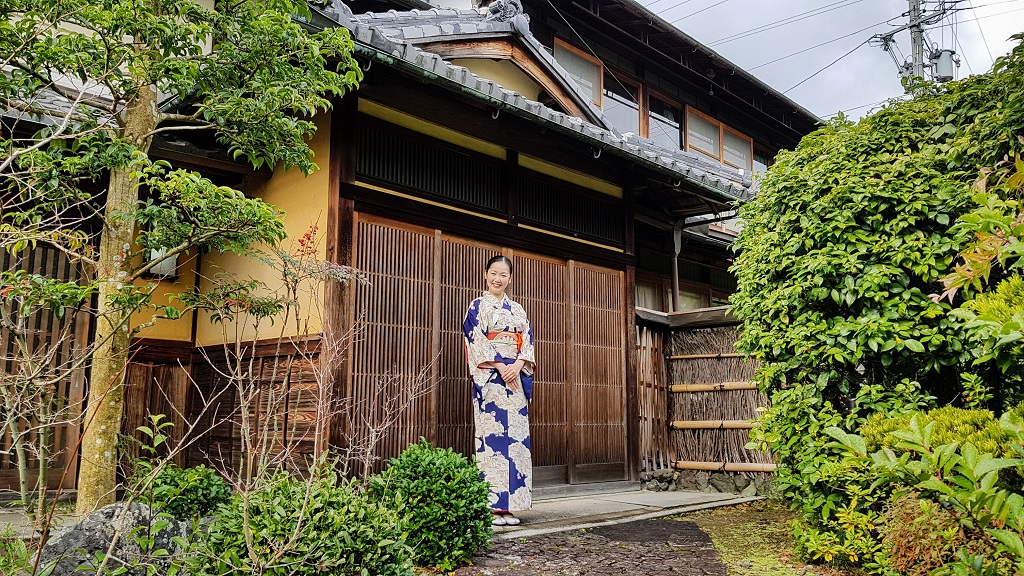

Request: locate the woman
(462, 255), (535, 526)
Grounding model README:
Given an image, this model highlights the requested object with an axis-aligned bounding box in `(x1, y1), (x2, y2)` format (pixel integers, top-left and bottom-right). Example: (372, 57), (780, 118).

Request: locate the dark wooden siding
(0, 247), (89, 492)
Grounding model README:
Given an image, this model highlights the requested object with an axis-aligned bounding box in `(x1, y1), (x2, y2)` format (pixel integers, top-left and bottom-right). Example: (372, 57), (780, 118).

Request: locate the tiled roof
(307, 1), (753, 202)
(349, 7), (611, 130)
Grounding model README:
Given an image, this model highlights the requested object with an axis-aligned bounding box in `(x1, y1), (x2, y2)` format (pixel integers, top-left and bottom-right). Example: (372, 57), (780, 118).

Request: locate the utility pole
(871, 0), (960, 86)
(908, 0), (925, 79)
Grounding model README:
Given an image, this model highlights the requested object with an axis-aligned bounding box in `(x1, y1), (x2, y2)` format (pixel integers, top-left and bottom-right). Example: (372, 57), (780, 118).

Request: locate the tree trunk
(75, 86), (157, 517)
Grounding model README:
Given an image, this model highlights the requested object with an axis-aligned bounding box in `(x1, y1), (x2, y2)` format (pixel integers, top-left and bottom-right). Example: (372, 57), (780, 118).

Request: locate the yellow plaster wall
(132, 253), (199, 342)
(193, 111), (332, 346)
(449, 58), (542, 102)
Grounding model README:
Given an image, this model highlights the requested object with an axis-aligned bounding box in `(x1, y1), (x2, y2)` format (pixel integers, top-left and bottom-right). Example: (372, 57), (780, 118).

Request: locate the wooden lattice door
(348, 215), (627, 483)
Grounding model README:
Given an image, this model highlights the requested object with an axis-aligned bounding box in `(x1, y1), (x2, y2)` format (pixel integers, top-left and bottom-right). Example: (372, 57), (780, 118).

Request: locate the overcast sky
(635, 0), (1024, 119)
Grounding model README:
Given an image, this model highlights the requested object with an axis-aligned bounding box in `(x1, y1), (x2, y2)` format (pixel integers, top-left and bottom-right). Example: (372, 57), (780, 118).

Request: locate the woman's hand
(493, 361), (522, 390)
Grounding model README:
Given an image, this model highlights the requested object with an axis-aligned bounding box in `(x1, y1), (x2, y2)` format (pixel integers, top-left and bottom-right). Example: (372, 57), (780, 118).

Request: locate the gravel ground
(454, 519), (730, 576)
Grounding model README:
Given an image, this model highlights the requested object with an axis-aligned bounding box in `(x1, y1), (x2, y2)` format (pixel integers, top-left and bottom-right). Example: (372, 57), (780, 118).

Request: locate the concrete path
(495, 488), (759, 539)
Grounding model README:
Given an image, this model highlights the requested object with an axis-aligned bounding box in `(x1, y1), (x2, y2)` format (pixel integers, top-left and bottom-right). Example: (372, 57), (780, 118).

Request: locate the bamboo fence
(667, 327), (774, 477)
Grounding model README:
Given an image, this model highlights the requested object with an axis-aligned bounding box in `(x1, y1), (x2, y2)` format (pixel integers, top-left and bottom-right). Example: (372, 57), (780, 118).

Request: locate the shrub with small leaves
(369, 440), (492, 571)
(192, 460), (412, 576)
(132, 462), (233, 520)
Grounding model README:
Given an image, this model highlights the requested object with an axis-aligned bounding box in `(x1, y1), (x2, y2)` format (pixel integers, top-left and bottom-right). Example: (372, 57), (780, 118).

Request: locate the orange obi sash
(486, 331), (523, 353)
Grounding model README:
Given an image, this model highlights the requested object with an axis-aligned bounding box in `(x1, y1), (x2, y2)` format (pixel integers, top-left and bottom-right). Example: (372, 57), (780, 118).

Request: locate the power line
(784, 39), (868, 94)
(747, 17), (897, 71)
(966, 0), (995, 67)
(703, 0), (868, 47)
(647, 0), (700, 15)
(823, 97), (905, 118)
(669, 0), (732, 24)
(952, 10), (975, 74)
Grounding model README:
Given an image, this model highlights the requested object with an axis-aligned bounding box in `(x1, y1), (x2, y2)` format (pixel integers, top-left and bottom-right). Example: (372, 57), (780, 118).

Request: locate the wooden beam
(326, 94), (358, 452)
(672, 461), (776, 473)
(344, 181), (633, 270)
(670, 382), (755, 393)
(669, 352), (742, 360)
(670, 420), (756, 430)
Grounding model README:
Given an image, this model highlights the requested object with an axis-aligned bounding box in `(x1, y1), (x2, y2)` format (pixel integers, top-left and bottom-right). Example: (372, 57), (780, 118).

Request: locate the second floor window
(602, 74), (640, 135)
(686, 109), (753, 173)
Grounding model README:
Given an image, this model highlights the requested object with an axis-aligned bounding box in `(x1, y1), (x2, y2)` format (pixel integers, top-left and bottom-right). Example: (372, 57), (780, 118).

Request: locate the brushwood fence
(637, 312), (773, 494)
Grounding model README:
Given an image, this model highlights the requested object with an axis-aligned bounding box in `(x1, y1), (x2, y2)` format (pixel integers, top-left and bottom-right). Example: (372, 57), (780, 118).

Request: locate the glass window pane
(602, 75), (639, 135)
(754, 149), (770, 176)
(687, 112), (719, 158)
(723, 130), (752, 171)
(636, 281), (664, 311)
(553, 43), (601, 105)
(648, 96), (681, 150)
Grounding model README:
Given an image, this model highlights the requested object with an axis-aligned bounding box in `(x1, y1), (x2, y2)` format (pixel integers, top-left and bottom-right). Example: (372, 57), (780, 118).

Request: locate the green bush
(133, 462), (233, 520)
(862, 406), (1006, 453)
(830, 413), (1024, 575)
(192, 462), (412, 576)
(369, 440), (491, 571)
(0, 524), (30, 576)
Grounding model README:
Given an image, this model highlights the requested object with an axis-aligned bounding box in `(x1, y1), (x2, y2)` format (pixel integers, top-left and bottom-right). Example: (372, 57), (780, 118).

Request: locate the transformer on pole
(870, 0), (961, 88)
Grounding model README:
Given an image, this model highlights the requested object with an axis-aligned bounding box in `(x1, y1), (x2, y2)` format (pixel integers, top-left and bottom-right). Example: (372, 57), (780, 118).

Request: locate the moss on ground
(676, 500), (858, 576)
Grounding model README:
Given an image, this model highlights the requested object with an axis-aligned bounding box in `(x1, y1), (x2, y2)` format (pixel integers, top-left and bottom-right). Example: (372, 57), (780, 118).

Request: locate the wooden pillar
(624, 264), (639, 482)
(624, 183), (639, 481)
(326, 95), (358, 452)
(671, 225), (682, 312)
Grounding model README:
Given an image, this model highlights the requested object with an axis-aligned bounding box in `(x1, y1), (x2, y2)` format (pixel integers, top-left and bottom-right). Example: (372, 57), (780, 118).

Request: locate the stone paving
(456, 518), (730, 576)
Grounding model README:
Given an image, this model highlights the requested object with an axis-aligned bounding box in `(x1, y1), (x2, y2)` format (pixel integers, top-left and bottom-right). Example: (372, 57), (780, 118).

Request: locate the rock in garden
(709, 473), (736, 493)
(733, 474), (751, 491)
(695, 471), (710, 490)
(37, 502), (189, 576)
(740, 482), (758, 498)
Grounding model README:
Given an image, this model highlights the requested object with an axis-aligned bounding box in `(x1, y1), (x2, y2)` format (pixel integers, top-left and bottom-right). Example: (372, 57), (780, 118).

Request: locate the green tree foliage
(0, 0), (361, 515)
(733, 34), (1024, 568)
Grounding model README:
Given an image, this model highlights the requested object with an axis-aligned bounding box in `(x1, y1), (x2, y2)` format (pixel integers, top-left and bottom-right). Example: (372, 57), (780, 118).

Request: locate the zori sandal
(502, 514), (521, 526)
(491, 515), (508, 526)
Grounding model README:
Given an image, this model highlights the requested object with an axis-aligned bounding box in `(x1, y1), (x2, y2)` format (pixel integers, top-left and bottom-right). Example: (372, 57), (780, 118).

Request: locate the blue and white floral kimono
(462, 292), (535, 512)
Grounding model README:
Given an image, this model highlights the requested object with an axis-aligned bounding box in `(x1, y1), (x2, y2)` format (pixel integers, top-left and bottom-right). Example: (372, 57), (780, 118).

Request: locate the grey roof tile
(310, 1), (752, 200)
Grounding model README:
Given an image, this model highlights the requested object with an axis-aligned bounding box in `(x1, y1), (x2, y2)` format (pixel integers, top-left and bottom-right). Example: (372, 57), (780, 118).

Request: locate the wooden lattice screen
(349, 214), (627, 483)
(637, 325), (670, 472)
(0, 247), (90, 492)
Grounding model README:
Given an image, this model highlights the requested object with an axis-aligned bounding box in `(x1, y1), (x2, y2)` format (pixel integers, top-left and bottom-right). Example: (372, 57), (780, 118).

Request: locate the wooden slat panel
(349, 219), (436, 472)
(570, 265), (626, 479)
(508, 252), (567, 469)
(637, 326), (670, 472)
(437, 236), (499, 456)
(0, 246), (90, 491)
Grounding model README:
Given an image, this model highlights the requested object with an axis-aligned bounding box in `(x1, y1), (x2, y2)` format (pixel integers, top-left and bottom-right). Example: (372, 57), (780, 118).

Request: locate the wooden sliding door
(348, 214), (627, 483)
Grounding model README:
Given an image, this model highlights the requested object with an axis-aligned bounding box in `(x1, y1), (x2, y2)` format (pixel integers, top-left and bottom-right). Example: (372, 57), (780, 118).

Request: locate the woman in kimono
(462, 255), (535, 526)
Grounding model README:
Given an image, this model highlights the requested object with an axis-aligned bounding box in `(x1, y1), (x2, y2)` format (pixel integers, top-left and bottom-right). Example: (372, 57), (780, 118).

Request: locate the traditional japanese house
(2, 0), (820, 492)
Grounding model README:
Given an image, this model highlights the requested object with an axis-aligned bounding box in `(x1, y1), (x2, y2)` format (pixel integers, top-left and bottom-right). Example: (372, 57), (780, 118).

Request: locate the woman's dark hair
(485, 255), (513, 273)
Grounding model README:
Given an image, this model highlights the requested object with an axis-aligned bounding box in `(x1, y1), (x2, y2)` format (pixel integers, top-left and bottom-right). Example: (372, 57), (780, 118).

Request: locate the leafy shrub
(0, 524), (30, 576)
(369, 440), (491, 571)
(862, 406), (1006, 453)
(133, 462), (233, 520)
(863, 404), (1024, 490)
(880, 493), (975, 576)
(733, 35), (1024, 573)
(747, 380), (931, 568)
(192, 461), (412, 576)
(829, 413), (1024, 576)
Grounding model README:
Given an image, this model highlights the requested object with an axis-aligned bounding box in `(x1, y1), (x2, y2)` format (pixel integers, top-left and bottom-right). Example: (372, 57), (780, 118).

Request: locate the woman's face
(485, 260), (512, 295)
